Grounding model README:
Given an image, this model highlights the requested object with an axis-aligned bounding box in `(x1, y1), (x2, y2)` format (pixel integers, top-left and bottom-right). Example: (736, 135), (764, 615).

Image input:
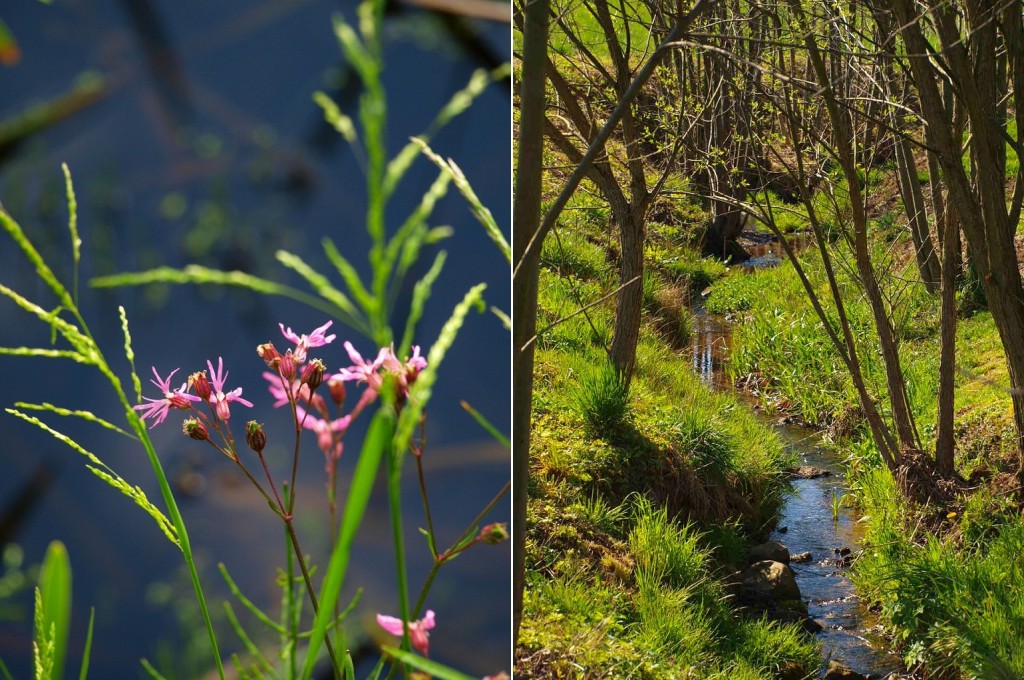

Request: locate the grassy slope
(517, 193), (820, 677)
(708, 225), (1024, 676)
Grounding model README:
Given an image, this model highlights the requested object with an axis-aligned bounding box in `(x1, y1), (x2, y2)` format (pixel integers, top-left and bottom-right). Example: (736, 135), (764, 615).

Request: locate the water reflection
(0, 1), (509, 676)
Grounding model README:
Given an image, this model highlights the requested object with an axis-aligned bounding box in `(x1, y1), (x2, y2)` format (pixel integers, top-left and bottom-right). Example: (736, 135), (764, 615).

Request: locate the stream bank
(691, 236), (908, 678)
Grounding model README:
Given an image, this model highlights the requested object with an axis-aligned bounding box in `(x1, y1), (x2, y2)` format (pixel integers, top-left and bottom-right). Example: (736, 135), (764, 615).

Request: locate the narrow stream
(690, 236), (907, 678)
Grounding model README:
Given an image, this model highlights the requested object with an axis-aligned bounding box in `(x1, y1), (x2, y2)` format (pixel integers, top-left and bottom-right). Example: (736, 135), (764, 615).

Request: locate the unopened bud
(189, 371), (211, 401)
(301, 358), (326, 391)
(279, 351), (296, 380)
(479, 522), (508, 545)
(182, 418), (209, 441)
(245, 421), (266, 453)
(326, 379), (345, 408)
(257, 342), (281, 368)
(169, 393), (193, 410)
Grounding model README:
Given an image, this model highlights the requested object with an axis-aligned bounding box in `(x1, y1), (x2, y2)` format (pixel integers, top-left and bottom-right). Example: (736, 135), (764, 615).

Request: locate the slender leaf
(139, 659), (169, 680)
(274, 250), (367, 333)
(398, 251), (446, 359)
(78, 608), (94, 680)
(219, 563), (286, 635)
(459, 400), (509, 447)
(61, 164), (81, 304)
(412, 139), (508, 262)
(313, 92), (358, 144)
(38, 541), (71, 680)
(15, 402), (136, 439)
(321, 239), (374, 314)
(0, 208), (74, 309)
(119, 306), (143, 403)
(0, 347), (89, 364)
(223, 602), (279, 679)
(91, 266), (347, 323)
(381, 647), (477, 680)
(395, 284), (486, 456)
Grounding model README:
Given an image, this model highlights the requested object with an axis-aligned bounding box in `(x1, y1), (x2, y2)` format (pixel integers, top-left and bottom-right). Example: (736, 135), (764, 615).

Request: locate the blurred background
(0, 1), (509, 677)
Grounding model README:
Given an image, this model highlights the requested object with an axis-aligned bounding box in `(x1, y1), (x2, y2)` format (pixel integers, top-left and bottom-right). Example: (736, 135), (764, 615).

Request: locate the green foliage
(572, 359), (631, 436)
(629, 496), (709, 590)
(704, 273), (761, 314)
(540, 229), (607, 280)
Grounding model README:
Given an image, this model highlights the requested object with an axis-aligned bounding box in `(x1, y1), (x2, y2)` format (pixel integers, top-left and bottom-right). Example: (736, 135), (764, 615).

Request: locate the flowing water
(691, 235), (907, 678)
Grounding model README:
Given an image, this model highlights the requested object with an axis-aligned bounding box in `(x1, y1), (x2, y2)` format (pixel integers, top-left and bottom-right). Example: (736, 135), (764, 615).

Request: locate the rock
(824, 660), (868, 679)
(777, 661), (806, 680)
(749, 540), (790, 564)
(777, 525), (788, 533)
(835, 546), (852, 556)
(789, 465), (832, 479)
(791, 551), (813, 562)
(742, 560), (801, 600)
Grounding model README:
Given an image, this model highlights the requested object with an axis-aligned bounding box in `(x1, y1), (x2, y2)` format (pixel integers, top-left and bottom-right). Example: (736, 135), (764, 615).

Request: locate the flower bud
(301, 358), (326, 391)
(327, 376), (346, 406)
(245, 420), (266, 454)
(279, 351), (296, 380)
(182, 418), (209, 441)
(169, 393), (194, 410)
(257, 342), (281, 368)
(479, 522), (508, 545)
(189, 371), (212, 401)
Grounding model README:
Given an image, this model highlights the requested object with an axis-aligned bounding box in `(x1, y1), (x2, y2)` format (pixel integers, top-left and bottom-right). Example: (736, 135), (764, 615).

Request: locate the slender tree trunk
(795, 3), (920, 453)
(511, 0), (548, 645)
(894, 135), (941, 292)
(935, 199), (959, 474)
(610, 206), (644, 386)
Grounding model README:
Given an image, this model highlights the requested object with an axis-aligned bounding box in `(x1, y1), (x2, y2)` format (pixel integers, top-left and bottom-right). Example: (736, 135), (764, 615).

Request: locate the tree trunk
(610, 206), (644, 387)
(894, 135), (941, 292)
(935, 199), (959, 474)
(511, 0), (548, 645)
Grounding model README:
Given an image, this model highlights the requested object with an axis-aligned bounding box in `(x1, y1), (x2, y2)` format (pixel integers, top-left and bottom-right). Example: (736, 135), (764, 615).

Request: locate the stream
(690, 236), (907, 678)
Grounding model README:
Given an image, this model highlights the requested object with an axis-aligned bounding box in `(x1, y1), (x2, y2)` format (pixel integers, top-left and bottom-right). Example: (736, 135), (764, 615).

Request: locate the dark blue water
(0, 2), (509, 677)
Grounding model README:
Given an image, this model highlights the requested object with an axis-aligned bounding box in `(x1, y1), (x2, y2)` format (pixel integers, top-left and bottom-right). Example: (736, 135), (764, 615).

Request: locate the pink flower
(134, 367), (200, 428)
(279, 320), (336, 364)
(206, 357), (253, 421)
(337, 343), (427, 399)
(296, 405), (351, 464)
(376, 610), (435, 656)
(263, 372), (326, 413)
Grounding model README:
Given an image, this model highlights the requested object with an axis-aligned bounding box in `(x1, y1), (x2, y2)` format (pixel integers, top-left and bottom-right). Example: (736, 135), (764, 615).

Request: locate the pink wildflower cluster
(259, 321), (428, 474)
(134, 359), (252, 429)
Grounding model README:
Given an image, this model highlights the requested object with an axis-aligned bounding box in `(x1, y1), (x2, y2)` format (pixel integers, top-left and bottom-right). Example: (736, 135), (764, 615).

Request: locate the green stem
(386, 446), (412, 678)
(284, 519), (343, 676)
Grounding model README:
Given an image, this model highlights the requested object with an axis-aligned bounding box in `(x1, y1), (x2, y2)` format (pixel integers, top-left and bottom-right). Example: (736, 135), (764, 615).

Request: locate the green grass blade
(331, 14), (374, 84)
(0, 348), (89, 363)
(119, 306), (143, 403)
(395, 284), (486, 455)
(274, 250), (368, 333)
(15, 402), (137, 439)
(38, 541), (71, 680)
(0, 655), (13, 680)
(313, 92), (358, 145)
(77, 608), (94, 680)
(300, 408), (394, 680)
(397, 251), (446, 359)
(321, 239), (375, 315)
(0, 207), (74, 309)
(383, 169), (451, 277)
(459, 401), (509, 447)
(139, 659), (169, 680)
(412, 139), (508, 262)
(91, 266), (348, 323)
(381, 648), (476, 680)
(61, 164), (81, 304)
(219, 563), (286, 635)
(223, 602), (279, 679)
(0, 284), (93, 359)
(382, 66), (507, 199)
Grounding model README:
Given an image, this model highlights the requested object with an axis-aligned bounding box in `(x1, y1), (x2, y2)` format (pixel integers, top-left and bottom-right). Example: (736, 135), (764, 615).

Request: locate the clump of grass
(704, 273), (761, 314)
(629, 495), (708, 590)
(540, 228), (608, 280)
(572, 359), (630, 436)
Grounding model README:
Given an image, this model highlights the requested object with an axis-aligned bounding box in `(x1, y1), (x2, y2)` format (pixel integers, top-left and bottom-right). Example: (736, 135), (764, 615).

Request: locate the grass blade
(77, 608), (94, 680)
(398, 251), (446, 359)
(38, 541), (72, 680)
(381, 647), (476, 680)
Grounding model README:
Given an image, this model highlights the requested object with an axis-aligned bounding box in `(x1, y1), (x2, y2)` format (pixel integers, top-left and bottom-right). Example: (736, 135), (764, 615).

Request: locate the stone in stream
(791, 551), (813, 562)
(824, 660), (869, 679)
(742, 559), (801, 600)
(788, 465), (832, 479)
(749, 540), (789, 564)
